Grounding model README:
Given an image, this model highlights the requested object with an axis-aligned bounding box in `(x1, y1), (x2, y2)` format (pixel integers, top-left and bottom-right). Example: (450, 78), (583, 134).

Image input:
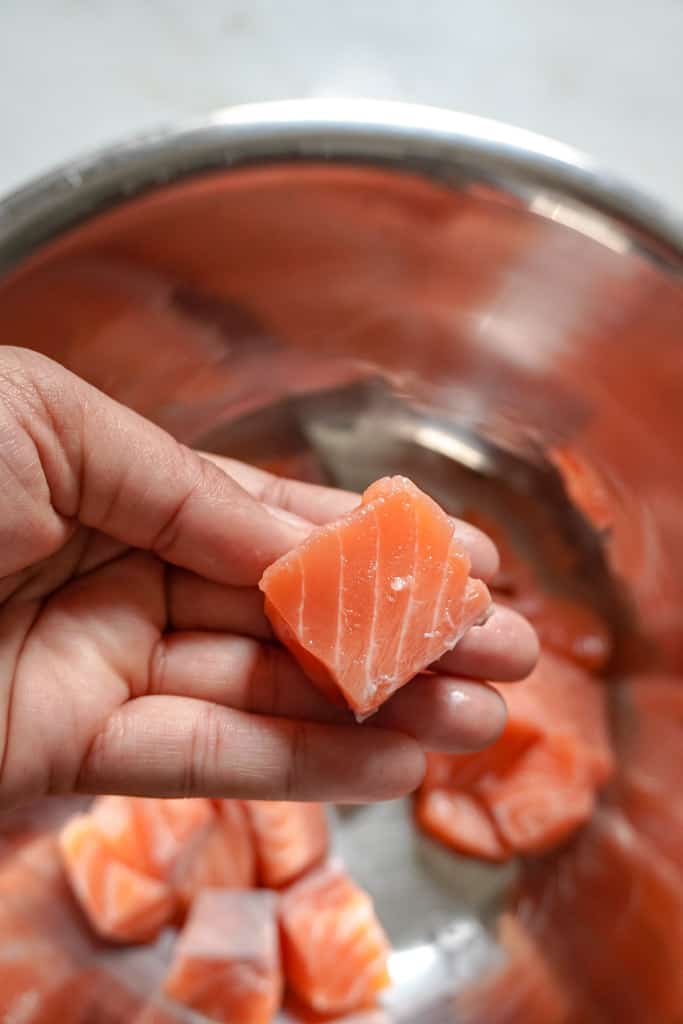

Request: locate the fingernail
(449, 682), (507, 750)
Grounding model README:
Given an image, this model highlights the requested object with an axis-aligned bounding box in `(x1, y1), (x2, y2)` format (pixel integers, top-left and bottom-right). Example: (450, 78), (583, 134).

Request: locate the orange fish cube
(164, 888), (282, 1024)
(175, 800), (256, 914)
(478, 737), (595, 856)
(91, 796), (213, 882)
(548, 446), (613, 534)
(0, 934), (75, 1022)
(421, 652), (613, 794)
(464, 508), (612, 671)
(59, 816), (176, 943)
(280, 860), (390, 1016)
(29, 968), (147, 1024)
(518, 594), (611, 673)
(494, 651), (614, 787)
(415, 788), (509, 863)
(260, 476), (490, 719)
(246, 801), (329, 888)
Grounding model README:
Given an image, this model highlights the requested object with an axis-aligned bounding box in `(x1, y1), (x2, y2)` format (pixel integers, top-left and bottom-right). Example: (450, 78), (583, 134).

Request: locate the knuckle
(261, 475), (291, 511)
(150, 448), (206, 559)
(75, 713), (125, 793)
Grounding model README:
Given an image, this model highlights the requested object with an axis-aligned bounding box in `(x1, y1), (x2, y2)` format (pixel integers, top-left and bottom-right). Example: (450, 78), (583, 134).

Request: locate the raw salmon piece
(260, 476), (491, 719)
(0, 837), (98, 1020)
(464, 508), (612, 671)
(416, 654), (611, 862)
(217, 798), (258, 880)
(175, 800), (256, 914)
(421, 720), (538, 792)
(91, 796), (213, 882)
(516, 594), (612, 673)
(163, 888), (282, 1024)
(415, 787), (509, 862)
(478, 736), (595, 856)
(0, 933), (76, 1022)
(495, 651), (614, 787)
(280, 860), (390, 1016)
(452, 913), (571, 1024)
(29, 967), (147, 1024)
(135, 798), (214, 881)
(516, 810), (683, 1023)
(423, 650), (613, 797)
(548, 446), (614, 533)
(89, 796), (149, 872)
(0, 903), (88, 1020)
(59, 815), (176, 943)
(0, 834), (91, 948)
(246, 801), (329, 888)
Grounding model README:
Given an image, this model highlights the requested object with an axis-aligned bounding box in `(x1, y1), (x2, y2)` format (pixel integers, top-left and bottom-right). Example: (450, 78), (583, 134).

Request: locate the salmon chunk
(280, 860), (390, 1016)
(59, 816), (176, 943)
(163, 888), (282, 1024)
(245, 801), (329, 889)
(260, 476), (491, 719)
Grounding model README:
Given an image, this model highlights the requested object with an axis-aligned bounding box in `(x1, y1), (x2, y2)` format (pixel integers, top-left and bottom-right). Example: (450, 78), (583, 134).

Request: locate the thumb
(1, 347), (310, 585)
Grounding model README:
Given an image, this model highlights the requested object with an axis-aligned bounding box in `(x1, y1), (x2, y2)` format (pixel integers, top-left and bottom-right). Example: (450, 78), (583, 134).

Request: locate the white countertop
(1, 0), (682, 217)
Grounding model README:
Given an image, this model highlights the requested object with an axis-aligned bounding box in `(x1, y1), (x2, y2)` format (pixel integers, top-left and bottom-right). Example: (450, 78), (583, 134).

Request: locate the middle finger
(149, 630), (507, 753)
(167, 571), (537, 683)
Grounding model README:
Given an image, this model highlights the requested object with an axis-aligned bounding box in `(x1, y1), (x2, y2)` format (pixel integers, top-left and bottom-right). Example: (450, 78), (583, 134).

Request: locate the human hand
(0, 348), (537, 810)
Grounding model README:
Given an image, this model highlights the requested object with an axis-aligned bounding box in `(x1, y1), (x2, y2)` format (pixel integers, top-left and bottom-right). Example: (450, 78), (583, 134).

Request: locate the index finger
(200, 454), (500, 581)
(199, 455), (359, 524)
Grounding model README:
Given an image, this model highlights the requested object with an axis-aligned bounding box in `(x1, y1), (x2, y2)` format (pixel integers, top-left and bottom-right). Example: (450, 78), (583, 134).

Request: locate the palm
(3, 538), (165, 804)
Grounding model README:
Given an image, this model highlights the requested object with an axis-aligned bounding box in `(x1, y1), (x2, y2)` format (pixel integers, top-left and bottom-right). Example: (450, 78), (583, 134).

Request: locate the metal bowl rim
(0, 98), (682, 273)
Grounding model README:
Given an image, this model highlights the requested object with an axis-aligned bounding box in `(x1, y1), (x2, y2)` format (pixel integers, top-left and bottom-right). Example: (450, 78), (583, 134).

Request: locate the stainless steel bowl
(1, 99), (682, 1019)
(1, 98), (682, 659)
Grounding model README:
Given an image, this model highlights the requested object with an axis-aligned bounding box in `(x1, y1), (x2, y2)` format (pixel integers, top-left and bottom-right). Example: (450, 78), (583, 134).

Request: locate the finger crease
(283, 720), (308, 799)
(147, 639), (167, 698)
(250, 644), (282, 717)
(149, 457), (205, 559)
(183, 703), (222, 798)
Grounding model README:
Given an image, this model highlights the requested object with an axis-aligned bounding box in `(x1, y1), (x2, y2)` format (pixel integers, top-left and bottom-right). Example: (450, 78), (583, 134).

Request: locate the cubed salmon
(163, 888), (282, 1024)
(280, 860), (390, 1017)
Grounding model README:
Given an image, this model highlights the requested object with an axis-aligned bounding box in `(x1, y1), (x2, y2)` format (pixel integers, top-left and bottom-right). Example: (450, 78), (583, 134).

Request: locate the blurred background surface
(1, 0), (682, 212)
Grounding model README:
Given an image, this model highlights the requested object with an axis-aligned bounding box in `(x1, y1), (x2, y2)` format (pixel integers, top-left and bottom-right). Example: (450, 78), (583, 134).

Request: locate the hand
(0, 348), (538, 810)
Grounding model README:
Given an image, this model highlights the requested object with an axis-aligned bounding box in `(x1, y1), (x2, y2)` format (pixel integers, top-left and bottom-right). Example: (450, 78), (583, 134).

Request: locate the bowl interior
(1, 155), (683, 1016)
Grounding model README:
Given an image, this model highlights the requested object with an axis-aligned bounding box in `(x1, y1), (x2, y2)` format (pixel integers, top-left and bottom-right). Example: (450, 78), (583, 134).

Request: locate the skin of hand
(0, 347), (538, 811)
